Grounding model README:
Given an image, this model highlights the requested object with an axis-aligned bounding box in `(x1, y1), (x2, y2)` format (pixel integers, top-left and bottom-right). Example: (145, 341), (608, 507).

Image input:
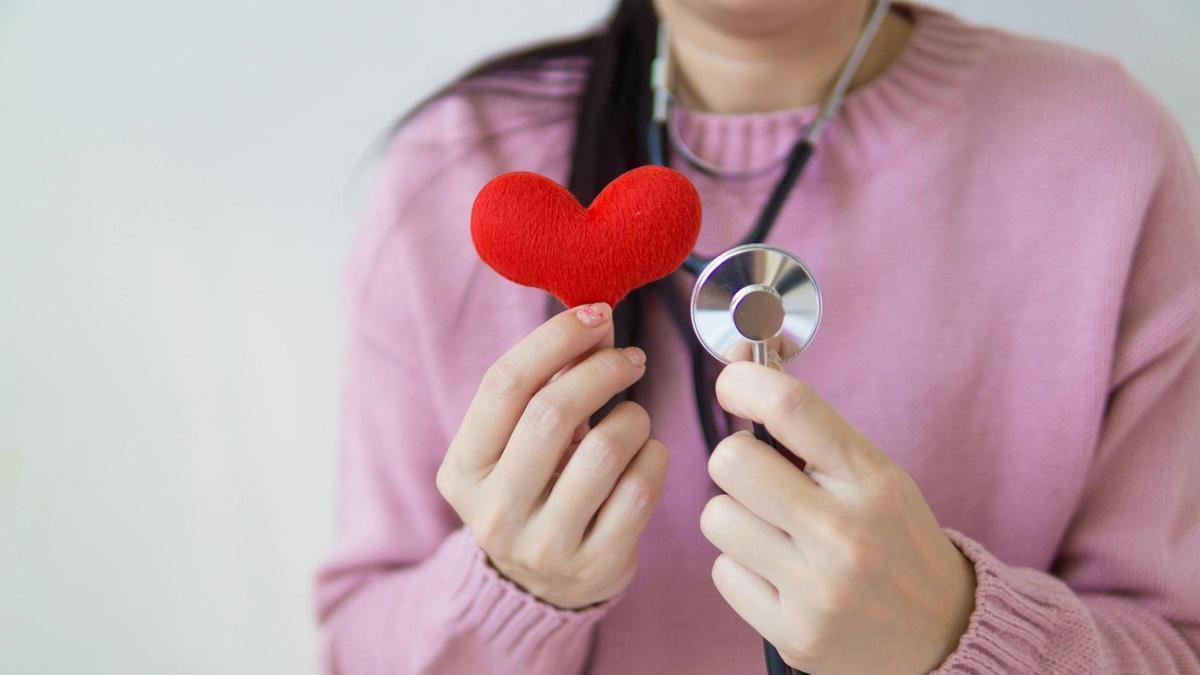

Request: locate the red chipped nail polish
(576, 303), (609, 326)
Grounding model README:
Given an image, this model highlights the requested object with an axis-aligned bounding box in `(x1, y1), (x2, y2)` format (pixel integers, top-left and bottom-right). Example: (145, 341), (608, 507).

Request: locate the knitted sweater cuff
(933, 528), (1073, 673)
(437, 527), (621, 668)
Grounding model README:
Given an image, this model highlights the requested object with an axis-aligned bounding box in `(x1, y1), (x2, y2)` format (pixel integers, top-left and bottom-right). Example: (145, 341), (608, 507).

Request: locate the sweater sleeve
(934, 107), (1200, 673)
(313, 94), (615, 674)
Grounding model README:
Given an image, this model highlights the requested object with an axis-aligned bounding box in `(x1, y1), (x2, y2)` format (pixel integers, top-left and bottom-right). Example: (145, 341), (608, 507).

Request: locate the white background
(1, 1), (1197, 673)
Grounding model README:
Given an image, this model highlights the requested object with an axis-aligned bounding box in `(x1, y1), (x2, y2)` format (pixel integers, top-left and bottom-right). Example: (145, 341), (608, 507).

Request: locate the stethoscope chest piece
(689, 244), (822, 365)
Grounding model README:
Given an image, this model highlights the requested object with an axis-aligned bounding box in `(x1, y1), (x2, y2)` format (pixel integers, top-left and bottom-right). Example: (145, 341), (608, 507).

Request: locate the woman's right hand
(436, 302), (669, 610)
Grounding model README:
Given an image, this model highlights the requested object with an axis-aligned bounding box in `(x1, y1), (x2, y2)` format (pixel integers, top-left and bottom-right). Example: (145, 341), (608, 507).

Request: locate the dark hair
(392, 0), (662, 411)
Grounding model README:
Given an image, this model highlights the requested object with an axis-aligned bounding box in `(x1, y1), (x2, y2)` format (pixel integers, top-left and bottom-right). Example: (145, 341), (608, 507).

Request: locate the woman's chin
(660, 0), (856, 39)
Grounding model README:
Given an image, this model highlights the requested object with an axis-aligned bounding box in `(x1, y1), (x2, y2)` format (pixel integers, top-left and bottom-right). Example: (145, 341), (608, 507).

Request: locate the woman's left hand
(701, 362), (977, 675)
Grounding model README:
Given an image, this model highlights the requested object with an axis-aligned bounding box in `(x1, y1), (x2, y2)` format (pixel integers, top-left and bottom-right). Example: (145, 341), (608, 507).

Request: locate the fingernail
(575, 302), (611, 327)
(625, 347), (646, 366)
(767, 348), (783, 371)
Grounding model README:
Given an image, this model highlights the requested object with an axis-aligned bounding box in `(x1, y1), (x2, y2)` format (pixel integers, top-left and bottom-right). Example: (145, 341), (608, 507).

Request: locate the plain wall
(1, 2), (1196, 673)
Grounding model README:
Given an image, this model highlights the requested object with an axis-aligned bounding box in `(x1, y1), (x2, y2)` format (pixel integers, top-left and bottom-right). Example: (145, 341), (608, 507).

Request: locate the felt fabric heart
(470, 166), (702, 309)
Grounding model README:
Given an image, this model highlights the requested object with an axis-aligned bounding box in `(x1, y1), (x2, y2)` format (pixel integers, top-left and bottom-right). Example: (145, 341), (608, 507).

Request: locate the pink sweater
(315, 5), (1200, 673)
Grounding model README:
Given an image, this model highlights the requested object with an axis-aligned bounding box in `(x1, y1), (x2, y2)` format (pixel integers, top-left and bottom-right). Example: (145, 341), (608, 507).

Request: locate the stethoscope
(648, 3), (893, 674)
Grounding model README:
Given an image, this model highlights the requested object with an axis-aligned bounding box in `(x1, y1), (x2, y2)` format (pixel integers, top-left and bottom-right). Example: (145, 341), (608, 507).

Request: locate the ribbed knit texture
(315, 4), (1200, 673)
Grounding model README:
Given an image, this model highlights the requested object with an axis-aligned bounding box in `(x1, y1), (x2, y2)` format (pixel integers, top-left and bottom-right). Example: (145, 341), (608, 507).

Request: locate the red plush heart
(470, 166), (702, 309)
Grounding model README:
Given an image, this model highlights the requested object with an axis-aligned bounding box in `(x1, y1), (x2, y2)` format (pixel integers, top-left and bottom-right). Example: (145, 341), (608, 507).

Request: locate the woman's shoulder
(958, 13), (1183, 156)
(927, 7), (1197, 231)
(948, 14), (1200, 354)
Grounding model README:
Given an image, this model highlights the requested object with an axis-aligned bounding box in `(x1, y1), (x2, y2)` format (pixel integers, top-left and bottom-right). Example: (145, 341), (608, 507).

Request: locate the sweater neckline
(669, 3), (993, 177)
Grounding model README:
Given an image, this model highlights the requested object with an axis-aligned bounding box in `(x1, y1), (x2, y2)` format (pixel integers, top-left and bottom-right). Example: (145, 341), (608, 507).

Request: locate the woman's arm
(938, 328), (1200, 672)
(313, 322), (616, 674)
(934, 118), (1200, 674)
(698, 110), (1200, 674)
(312, 113), (631, 674)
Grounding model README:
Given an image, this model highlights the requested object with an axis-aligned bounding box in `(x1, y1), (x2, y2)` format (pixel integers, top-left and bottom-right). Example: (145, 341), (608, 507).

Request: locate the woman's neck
(661, 2), (914, 114)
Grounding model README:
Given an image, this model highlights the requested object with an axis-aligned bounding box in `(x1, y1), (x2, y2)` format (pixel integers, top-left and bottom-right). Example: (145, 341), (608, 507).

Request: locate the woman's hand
(436, 303), (668, 610)
(701, 362), (976, 675)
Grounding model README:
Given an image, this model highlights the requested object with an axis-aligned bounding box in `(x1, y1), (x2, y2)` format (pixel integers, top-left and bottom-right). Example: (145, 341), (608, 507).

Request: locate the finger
(708, 431), (826, 535)
(766, 347), (784, 372)
(547, 305), (619, 475)
(700, 494), (797, 588)
(711, 554), (780, 642)
(549, 319), (616, 383)
(548, 332), (617, 476)
(538, 401), (650, 543)
(715, 362), (882, 481)
(550, 423), (590, 477)
(448, 303), (613, 474)
(582, 438), (668, 555)
(491, 345), (647, 512)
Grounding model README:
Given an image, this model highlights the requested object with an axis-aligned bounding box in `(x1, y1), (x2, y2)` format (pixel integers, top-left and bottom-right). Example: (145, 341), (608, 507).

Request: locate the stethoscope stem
(751, 343), (779, 451)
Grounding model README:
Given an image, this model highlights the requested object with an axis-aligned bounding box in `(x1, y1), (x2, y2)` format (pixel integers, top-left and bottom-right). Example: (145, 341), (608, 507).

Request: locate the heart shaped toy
(470, 166), (702, 308)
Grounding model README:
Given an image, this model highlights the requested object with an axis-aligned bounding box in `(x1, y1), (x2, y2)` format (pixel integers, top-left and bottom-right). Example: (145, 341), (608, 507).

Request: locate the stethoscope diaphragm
(689, 244), (822, 365)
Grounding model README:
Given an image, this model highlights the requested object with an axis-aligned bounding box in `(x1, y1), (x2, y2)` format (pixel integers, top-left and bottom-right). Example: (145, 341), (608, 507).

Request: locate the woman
(315, 0), (1200, 672)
